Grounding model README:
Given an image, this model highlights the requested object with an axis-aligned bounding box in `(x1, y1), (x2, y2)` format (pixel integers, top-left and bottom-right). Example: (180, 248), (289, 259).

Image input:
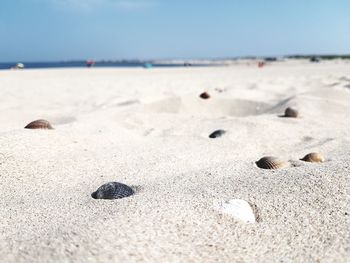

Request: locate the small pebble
(199, 92), (210, 99)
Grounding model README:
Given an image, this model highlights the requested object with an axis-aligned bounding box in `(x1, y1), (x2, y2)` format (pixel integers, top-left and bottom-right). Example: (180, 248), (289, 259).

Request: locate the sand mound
(143, 96), (272, 117)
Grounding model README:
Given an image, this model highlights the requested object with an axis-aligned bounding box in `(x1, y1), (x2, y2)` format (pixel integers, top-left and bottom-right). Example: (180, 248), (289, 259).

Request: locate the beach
(0, 60), (349, 262)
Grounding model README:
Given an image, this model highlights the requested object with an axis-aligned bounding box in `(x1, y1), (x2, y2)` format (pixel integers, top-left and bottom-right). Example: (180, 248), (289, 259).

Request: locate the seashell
(256, 156), (289, 169)
(24, 119), (53, 129)
(209, 129), (226, 138)
(300, 152), (325, 163)
(283, 107), (299, 118)
(199, 92), (210, 99)
(213, 199), (257, 223)
(91, 182), (134, 200)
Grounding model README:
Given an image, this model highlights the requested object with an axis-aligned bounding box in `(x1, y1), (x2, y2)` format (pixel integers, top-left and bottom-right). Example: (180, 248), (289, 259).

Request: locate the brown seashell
(199, 92), (210, 99)
(256, 156), (289, 169)
(300, 152), (325, 163)
(24, 119), (53, 130)
(283, 107), (299, 118)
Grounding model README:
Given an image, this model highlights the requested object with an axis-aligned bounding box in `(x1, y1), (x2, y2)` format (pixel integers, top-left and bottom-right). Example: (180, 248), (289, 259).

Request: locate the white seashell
(213, 199), (257, 223)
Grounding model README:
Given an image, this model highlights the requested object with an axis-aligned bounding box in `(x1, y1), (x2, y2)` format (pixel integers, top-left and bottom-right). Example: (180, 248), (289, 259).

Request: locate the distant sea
(0, 61), (207, 70)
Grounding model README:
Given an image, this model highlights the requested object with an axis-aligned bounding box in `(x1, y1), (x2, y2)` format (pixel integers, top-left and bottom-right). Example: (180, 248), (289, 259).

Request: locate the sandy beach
(0, 60), (349, 262)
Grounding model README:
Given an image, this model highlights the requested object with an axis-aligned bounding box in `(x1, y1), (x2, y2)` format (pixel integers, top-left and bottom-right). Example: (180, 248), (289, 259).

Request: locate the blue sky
(0, 0), (349, 61)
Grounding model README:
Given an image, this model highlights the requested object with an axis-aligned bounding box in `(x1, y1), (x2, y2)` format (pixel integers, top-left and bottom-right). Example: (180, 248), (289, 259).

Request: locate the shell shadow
(249, 202), (262, 223)
(130, 185), (143, 193)
(51, 116), (77, 125)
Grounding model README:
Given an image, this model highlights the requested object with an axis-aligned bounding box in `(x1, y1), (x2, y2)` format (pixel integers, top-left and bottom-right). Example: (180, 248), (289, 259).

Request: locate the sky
(0, 0), (350, 61)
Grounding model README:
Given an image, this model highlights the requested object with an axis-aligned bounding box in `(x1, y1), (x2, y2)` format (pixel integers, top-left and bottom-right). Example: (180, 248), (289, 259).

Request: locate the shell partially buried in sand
(301, 152), (325, 163)
(24, 119), (53, 129)
(256, 156), (289, 169)
(214, 199), (257, 223)
(199, 92), (210, 99)
(91, 182), (134, 200)
(209, 129), (226, 138)
(283, 107), (299, 118)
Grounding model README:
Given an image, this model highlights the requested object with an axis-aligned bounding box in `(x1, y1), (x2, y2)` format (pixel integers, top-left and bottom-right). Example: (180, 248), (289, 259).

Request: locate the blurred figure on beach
(11, 63), (24, 70)
(86, 59), (95, 67)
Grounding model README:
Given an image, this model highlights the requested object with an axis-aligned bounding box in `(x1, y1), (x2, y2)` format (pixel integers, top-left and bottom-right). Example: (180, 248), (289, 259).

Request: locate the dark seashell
(199, 92), (210, 99)
(300, 152), (325, 163)
(256, 156), (289, 169)
(25, 119), (53, 129)
(283, 107), (299, 118)
(91, 182), (134, 200)
(209, 129), (226, 138)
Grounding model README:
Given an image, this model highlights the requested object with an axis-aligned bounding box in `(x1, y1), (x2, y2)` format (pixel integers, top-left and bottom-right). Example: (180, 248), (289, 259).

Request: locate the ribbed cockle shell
(256, 156), (289, 169)
(300, 153), (325, 163)
(24, 119), (53, 129)
(91, 182), (134, 200)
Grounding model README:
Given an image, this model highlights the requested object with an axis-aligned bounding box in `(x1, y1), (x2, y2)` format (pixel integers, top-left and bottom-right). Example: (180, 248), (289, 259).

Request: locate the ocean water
(0, 61), (205, 70)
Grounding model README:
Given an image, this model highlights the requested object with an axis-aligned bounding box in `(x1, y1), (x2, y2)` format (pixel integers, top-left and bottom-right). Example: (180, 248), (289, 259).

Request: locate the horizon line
(1, 53), (350, 64)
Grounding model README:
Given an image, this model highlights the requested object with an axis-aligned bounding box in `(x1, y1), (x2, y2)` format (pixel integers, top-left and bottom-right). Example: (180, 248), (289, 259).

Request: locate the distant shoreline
(1, 55), (349, 70)
(0, 61), (215, 70)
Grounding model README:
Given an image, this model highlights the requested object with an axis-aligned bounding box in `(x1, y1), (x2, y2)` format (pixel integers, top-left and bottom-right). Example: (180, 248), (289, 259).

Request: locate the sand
(0, 60), (349, 262)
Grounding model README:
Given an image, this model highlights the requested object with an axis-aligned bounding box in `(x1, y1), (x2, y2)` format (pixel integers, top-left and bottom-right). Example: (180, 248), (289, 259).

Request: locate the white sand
(0, 61), (349, 262)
